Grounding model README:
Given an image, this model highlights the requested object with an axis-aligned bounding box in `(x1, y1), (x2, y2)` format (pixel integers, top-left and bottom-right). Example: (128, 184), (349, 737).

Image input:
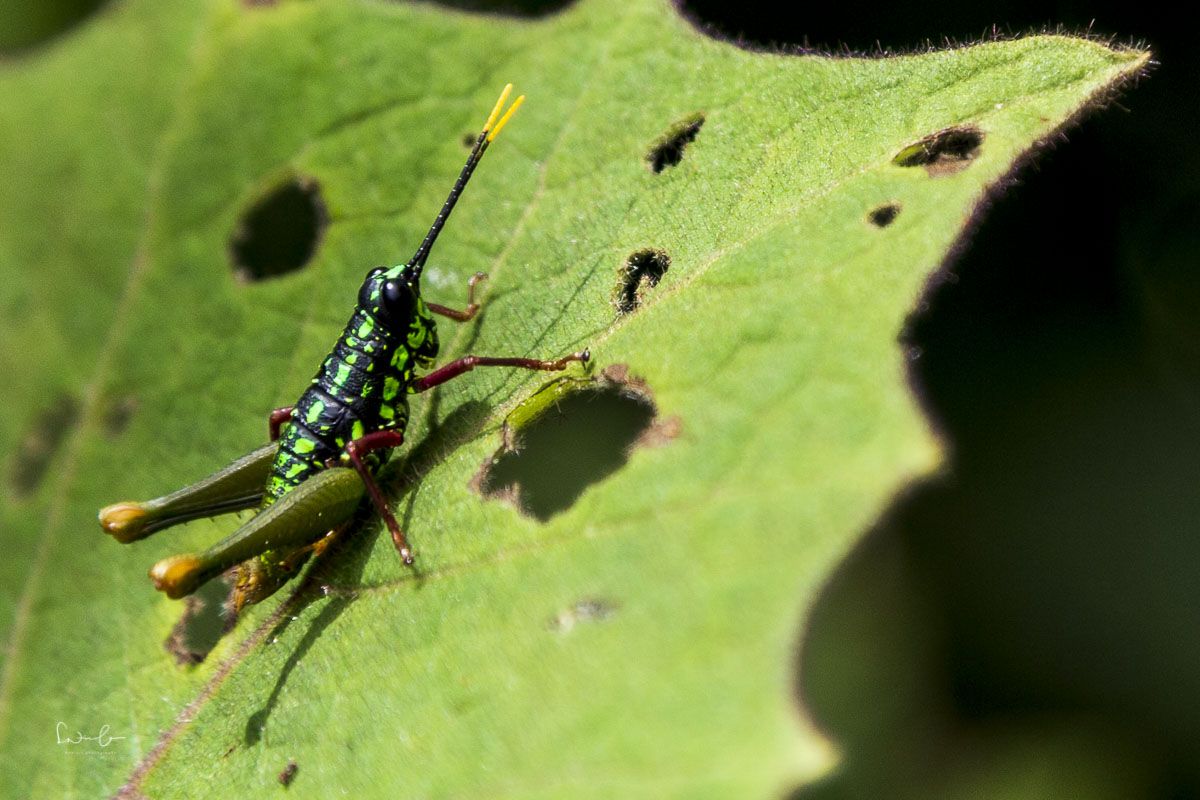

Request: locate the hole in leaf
(103, 394), (138, 437)
(230, 175), (328, 281)
(8, 393), (78, 498)
(278, 760), (298, 787)
(893, 126), (984, 176)
(615, 248), (670, 314)
(0, 0), (109, 54)
(548, 597), (620, 633)
(647, 113), (705, 173)
(165, 575), (232, 666)
(869, 202), (901, 227)
(475, 365), (677, 521)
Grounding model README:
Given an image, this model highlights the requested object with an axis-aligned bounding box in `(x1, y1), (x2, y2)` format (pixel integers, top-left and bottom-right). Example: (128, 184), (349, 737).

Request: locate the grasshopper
(99, 85), (588, 613)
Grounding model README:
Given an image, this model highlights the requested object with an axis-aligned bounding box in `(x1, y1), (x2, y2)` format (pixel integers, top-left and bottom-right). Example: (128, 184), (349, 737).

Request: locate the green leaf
(0, 1), (1146, 797)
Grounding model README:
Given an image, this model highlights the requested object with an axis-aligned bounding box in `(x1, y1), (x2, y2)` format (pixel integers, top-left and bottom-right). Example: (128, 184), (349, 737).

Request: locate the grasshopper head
(357, 265), (439, 365)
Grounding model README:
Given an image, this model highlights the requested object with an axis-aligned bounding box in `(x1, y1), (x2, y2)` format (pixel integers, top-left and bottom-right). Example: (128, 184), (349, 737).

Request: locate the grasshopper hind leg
(99, 442), (278, 543)
(100, 402), (297, 544)
(149, 466), (365, 605)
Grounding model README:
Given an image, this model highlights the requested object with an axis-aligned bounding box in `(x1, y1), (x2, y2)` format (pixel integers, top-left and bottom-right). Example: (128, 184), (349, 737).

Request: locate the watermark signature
(55, 722), (126, 756)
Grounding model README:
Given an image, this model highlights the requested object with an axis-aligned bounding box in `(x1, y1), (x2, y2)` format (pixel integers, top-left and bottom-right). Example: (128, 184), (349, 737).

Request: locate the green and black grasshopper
(99, 85), (588, 613)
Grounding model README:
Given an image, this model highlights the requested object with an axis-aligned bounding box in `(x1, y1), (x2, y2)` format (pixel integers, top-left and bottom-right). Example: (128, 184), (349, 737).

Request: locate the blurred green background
(2, 1), (1196, 797)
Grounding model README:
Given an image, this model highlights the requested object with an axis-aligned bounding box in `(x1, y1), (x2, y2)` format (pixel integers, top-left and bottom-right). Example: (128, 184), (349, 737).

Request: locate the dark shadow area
(400, 0), (578, 18)
(8, 392), (78, 498)
(796, 472), (1187, 798)
(244, 589), (354, 745)
(166, 576), (233, 666)
(478, 378), (658, 521)
(647, 113), (705, 173)
(229, 175), (328, 282)
(0, 0), (107, 54)
(615, 248), (670, 314)
(677, 0), (1157, 54)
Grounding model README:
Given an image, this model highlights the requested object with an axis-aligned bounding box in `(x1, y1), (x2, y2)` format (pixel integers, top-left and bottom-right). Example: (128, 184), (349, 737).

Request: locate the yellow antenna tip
(484, 83), (514, 133)
(487, 94), (525, 142)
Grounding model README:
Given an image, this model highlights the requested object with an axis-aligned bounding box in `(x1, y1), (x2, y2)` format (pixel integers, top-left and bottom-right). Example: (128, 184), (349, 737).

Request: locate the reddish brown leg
(413, 349), (590, 393)
(269, 407), (294, 442)
(427, 271), (487, 322)
(343, 430), (413, 564)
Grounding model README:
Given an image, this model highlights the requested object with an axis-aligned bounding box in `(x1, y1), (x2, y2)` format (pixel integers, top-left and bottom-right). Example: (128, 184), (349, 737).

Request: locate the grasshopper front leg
(427, 271), (486, 322)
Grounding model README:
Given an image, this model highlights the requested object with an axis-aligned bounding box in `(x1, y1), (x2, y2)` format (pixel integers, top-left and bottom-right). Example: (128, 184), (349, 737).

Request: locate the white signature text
(56, 722), (126, 748)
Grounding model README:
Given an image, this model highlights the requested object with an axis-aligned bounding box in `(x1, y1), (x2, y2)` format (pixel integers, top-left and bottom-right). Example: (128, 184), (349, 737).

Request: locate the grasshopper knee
(99, 501), (152, 543)
(149, 554), (206, 599)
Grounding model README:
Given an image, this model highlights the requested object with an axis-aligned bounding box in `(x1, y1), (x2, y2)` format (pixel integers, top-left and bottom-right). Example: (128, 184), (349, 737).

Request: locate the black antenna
(406, 84), (524, 277)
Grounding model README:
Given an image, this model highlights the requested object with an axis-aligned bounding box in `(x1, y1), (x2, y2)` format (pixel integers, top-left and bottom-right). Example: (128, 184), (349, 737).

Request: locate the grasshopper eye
(380, 279), (415, 322)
